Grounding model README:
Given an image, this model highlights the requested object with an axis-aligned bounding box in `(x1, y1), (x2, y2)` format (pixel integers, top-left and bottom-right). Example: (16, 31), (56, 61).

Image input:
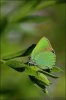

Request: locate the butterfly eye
(51, 50), (55, 53)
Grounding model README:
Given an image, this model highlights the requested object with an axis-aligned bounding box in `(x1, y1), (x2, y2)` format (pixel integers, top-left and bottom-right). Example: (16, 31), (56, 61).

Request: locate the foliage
(1, 43), (62, 94)
(0, 0), (65, 100)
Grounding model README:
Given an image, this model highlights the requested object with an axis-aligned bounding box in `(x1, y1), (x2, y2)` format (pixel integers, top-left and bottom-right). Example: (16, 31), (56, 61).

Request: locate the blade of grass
(35, 1), (56, 11)
(8, 1), (37, 23)
(19, 16), (50, 23)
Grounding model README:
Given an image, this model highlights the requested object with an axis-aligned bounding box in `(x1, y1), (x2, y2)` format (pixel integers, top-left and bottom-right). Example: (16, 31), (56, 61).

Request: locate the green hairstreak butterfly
(30, 37), (56, 69)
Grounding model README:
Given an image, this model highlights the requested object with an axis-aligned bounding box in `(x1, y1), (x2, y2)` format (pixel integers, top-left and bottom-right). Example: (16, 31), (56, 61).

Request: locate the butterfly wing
(31, 37), (54, 60)
(33, 51), (56, 69)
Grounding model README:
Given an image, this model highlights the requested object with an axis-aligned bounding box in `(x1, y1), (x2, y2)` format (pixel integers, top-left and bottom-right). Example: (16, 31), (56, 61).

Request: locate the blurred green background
(0, 0), (65, 100)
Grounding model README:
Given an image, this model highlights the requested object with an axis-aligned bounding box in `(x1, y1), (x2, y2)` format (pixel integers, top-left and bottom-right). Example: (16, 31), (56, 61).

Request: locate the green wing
(31, 37), (54, 60)
(33, 51), (56, 69)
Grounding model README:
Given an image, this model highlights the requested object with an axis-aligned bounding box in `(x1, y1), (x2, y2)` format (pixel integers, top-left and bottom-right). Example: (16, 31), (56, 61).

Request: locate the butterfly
(29, 37), (56, 69)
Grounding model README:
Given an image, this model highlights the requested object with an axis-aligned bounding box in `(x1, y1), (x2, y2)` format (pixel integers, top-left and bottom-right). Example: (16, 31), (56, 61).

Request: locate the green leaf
(5, 59), (50, 86)
(51, 67), (63, 73)
(25, 66), (40, 76)
(43, 88), (48, 94)
(39, 70), (59, 78)
(26, 66), (50, 86)
(0, 60), (5, 65)
(29, 75), (45, 87)
(29, 75), (48, 94)
(36, 72), (51, 86)
(29, 75), (46, 90)
(6, 60), (27, 72)
(3, 44), (36, 60)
